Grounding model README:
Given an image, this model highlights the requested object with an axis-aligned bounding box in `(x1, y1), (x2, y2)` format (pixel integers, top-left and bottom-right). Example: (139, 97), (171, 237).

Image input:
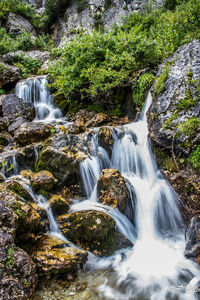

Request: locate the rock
(97, 169), (129, 213)
(5, 176), (35, 202)
(2, 94), (35, 122)
(148, 40), (200, 155)
(48, 195), (70, 215)
(0, 117), (9, 132)
(0, 184), (41, 238)
(97, 126), (114, 156)
(36, 133), (88, 185)
(67, 119), (86, 134)
(8, 117), (26, 135)
(3, 50), (50, 65)
(14, 122), (53, 146)
(0, 199), (37, 300)
(70, 109), (95, 123)
(6, 12), (36, 36)
(31, 170), (56, 192)
(0, 63), (21, 88)
(185, 214), (200, 264)
(20, 169), (34, 179)
(85, 113), (110, 128)
(58, 210), (132, 256)
(0, 173), (6, 183)
(28, 234), (88, 278)
(0, 133), (12, 146)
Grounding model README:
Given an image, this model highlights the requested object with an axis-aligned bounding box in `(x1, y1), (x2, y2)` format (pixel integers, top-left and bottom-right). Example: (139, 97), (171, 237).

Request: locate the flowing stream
(70, 93), (200, 299)
(10, 77), (200, 299)
(15, 76), (62, 121)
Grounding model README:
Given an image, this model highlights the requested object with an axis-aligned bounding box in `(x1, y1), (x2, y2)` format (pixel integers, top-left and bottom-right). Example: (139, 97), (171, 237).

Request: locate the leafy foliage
(48, 0), (200, 110)
(14, 55), (43, 78)
(189, 145), (200, 173)
(45, 0), (71, 25)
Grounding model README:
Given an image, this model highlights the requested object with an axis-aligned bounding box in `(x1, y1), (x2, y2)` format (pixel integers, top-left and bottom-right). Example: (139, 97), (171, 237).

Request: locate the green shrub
(14, 55), (43, 78)
(132, 73), (155, 107)
(189, 145), (200, 173)
(178, 118), (200, 137)
(45, 0), (71, 24)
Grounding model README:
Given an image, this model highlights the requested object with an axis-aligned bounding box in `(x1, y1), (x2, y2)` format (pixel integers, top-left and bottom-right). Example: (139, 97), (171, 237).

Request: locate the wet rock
(148, 40), (200, 155)
(0, 63), (21, 88)
(0, 199), (37, 300)
(97, 126), (114, 156)
(0, 173), (5, 183)
(0, 184), (41, 237)
(7, 12), (36, 36)
(68, 119), (86, 134)
(70, 109), (95, 123)
(2, 94), (35, 122)
(97, 169), (129, 213)
(36, 133), (88, 185)
(185, 214), (200, 264)
(5, 176), (35, 202)
(31, 170), (56, 192)
(20, 169), (34, 179)
(58, 210), (132, 256)
(85, 113), (110, 128)
(48, 195), (70, 215)
(28, 234), (88, 278)
(8, 117), (26, 135)
(14, 122), (53, 146)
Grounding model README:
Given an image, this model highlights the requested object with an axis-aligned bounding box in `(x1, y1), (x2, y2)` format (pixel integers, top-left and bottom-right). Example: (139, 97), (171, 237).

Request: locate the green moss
(189, 145), (200, 173)
(177, 90), (198, 110)
(162, 111), (179, 130)
(153, 61), (173, 97)
(178, 117), (200, 136)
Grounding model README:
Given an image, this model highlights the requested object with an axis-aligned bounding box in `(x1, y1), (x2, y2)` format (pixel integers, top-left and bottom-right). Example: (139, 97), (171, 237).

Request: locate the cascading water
(71, 92), (200, 299)
(15, 76), (62, 121)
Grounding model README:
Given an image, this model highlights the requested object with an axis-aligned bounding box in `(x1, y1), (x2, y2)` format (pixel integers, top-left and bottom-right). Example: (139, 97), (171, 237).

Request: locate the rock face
(2, 94), (35, 122)
(6, 12), (36, 36)
(14, 122), (53, 146)
(97, 169), (129, 213)
(58, 0), (163, 43)
(28, 234), (88, 278)
(3, 50), (50, 65)
(185, 214), (200, 264)
(58, 210), (132, 256)
(0, 63), (21, 88)
(148, 40), (200, 155)
(37, 133), (88, 185)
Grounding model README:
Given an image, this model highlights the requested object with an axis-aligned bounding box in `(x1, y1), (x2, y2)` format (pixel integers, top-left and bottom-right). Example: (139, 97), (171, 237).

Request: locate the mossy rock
(31, 170), (56, 192)
(6, 177), (35, 202)
(48, 195), (70, 215)
(58, 210), (132, 256)
(27, 234), (88, 278)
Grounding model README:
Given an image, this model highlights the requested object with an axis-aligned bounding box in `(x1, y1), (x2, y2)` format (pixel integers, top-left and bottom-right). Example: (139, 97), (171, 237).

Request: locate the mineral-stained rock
(97, 169), (129, 213)
(31, 170), (56, 192)
(58, 210), (132, 256)
(2, 94), (35, 122)
(97, 126), (114, 156)
(48, 195), (70, 215)
(28, 234), (88, 278)
(85, 113), (110, 128)
(36, 133), (88, 185)
(14, 122), (53, 146)
(185, 214), (200, 264)
(148, 40), (200, 155)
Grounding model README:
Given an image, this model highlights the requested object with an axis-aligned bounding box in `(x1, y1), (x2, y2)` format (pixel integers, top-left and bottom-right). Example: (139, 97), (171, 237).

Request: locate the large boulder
(14, 122), (53, 146)
(97, 169), (129, 214)
(36, 133), (88, 185)
(0, 199), (37, 300)
(97, 126), (114, 156)
(31, 170), (56, 192)
(0, 63), (21, 88)
(27, 234), (88, 278)
(58, 210), (132, 256)
(185, 214), (200, 264)
(2, 94), (35, 122)
(3, 50), (50, 65)
(148, 40), (200, 155)
(6, 12), (36, 36)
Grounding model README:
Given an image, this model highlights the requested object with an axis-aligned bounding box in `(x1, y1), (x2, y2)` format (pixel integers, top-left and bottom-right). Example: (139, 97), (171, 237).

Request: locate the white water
(15, 76), (62, 122)
(71, 93), (200, 299)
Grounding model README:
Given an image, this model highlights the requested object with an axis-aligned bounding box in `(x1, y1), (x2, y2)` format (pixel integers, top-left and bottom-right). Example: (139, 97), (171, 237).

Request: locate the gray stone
(6, 12), (36, 36)
(0, 63), (21, 88)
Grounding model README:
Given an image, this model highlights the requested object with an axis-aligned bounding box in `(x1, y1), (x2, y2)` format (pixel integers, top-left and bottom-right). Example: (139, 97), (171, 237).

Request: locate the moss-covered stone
(48, 195), (70, 215)
(31, 170), (56, 192)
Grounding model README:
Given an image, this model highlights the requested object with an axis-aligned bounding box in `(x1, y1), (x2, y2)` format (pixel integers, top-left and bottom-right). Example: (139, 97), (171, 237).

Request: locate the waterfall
(71, 92), (200, 299)
(15, 76), (62, 122)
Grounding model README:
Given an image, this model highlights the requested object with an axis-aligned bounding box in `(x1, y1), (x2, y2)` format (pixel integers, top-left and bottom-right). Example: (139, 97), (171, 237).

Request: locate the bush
(14, 55), (43, 78)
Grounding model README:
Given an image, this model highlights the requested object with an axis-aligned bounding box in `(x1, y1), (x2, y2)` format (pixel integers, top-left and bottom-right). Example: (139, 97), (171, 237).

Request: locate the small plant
(178, 118), (200, 137)
(189, 145), (200, 173)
